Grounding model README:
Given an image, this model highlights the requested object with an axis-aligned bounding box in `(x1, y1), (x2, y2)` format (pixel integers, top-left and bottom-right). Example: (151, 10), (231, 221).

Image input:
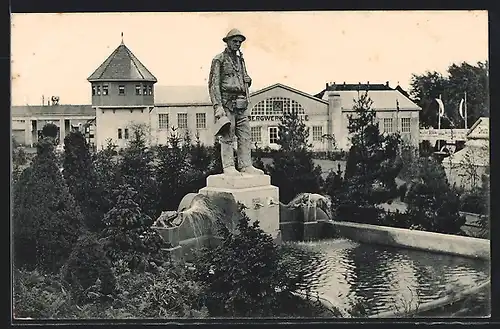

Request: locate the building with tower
(11, 38), (422, 152)
(88, 37), (157, 149)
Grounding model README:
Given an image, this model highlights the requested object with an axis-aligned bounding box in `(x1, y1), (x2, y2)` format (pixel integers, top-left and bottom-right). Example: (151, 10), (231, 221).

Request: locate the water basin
(287, 239), (490, 317)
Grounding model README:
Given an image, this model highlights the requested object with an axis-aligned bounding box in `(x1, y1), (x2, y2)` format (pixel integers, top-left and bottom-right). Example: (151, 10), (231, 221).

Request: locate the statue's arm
(208, 57), (223, 109)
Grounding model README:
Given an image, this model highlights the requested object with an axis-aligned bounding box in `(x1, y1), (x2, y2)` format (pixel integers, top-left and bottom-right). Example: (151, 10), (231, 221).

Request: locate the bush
(107, 260), (207, 318)
(267, 149), (324, 203)
(13, 268), (75, 319)
(63, 131), (105, 232)
(13, 263), (208, 319)
(13, 138), (85, 273)
(405, 157), (465, 234)
(100, 185), (167, 272)
(61, 233), (116, 302)
(42, 123), (59, 139)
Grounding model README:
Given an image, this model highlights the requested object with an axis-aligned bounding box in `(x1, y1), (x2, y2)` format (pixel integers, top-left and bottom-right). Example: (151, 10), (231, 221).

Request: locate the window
(401, 117), (411, 133)
(136, 85), (142, 95)
(143, 85), (148, 95)
(118, 128), (123, 139)
(124, 128), (129, 139)
(251, 97), (305, 116)
(312, 126), (323, 141)
(178, 113), (188, 129)
(148, 85), (153, 95)
(158, 113), (169, 130)
(118, 85), (125, 95)
(251, 126), (262, 143)
(102, 84), (109, 95)
(96, 86), (101, 96)
(383, 118), (393, 133)
(196, 113), (207, 129)
(92, 86), (96, 96)
(269, 127), (279, 144)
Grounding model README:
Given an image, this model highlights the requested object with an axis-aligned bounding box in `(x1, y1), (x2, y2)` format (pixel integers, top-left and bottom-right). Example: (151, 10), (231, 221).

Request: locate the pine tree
(266, 110), (323, 203)
(63, 131), (104, 232)
(100, 184), (165, 271)
(93, 139), (120, 216)
(13, 138), (85, 273)
(344, 92), (403, 204)
(157, 129), (191, 211)
(118, 126), (159, 222)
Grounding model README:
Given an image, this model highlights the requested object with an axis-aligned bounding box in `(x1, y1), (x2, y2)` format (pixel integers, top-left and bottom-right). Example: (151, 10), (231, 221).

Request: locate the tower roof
(88, 41), (157, 83)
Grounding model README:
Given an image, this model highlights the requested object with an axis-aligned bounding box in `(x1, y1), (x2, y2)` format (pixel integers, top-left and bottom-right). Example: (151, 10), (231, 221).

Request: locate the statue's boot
(240, 166), (264, 175)
(223, 166), (243, 176)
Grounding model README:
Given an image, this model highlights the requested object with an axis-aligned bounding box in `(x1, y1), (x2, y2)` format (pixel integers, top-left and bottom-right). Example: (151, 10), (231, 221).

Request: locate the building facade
(12, 41), (422, 152)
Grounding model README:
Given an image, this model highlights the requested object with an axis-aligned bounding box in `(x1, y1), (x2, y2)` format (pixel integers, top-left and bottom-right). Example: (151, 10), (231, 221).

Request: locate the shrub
(13, 268), (75, 319)
(405, 157), (465, 234)
(63, 131), (105, 232)
(117, 125), (159, 221)
(100, 184), (167, 272)
(13, 138), (85, 273)
(60, 233), (116, 302)
(42, 123), (59, 139)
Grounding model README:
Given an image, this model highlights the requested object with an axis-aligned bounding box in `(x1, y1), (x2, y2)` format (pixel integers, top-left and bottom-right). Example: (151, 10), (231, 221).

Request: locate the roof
(466, 117), (489, 139)
(315, 82), (393, 99)
(154, 85), (211, 105)
(12, 105), (95, 117)
(88, 42), (157, 82)
(319, 90), (421, 111)
(443, 143), (489, 166)
(250, 83), (328, 104)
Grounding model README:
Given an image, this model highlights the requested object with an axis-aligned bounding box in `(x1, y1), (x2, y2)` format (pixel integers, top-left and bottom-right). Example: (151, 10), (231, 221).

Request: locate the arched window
(251, 97), (305, 116)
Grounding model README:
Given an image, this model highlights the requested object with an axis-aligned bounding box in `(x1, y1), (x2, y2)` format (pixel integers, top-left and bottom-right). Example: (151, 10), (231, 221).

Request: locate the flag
(459, 98), (465, 119)
(435, 98), (445, 117)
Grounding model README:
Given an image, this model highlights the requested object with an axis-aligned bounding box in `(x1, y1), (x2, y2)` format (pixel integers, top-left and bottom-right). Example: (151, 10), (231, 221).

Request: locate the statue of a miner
(209, 29), (264, 176)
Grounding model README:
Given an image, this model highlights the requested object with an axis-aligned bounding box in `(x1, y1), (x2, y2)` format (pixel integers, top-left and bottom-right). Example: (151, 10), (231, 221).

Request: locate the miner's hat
(214, 115), (231, 136)
(223, 28), (246, 43)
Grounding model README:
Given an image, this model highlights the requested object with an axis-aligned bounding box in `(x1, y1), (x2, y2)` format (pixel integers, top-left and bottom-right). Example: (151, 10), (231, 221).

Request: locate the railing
(419, 128), (468, 141)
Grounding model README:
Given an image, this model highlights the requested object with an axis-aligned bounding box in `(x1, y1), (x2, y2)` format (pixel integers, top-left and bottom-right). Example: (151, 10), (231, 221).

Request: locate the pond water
(287, 239), (490, 317)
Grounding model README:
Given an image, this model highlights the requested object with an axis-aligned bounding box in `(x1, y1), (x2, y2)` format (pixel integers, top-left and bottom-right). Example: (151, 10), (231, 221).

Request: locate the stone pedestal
(199, 174), (281, 243)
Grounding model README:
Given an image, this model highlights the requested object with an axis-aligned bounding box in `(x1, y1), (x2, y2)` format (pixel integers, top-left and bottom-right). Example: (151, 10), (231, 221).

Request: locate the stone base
(199, 173), (280, 242)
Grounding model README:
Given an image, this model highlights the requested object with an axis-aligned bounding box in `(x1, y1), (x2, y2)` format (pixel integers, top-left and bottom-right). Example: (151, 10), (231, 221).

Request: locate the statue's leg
(235, 112), (251, 170)
(220, 107), (241, 175)
(236, 112), (264, 175)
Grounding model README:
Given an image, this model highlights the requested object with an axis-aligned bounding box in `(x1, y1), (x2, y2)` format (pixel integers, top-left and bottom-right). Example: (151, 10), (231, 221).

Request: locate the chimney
(386, 81), (389, 87)
(326, 82), (329, 89)
(328, 91), (342, 150)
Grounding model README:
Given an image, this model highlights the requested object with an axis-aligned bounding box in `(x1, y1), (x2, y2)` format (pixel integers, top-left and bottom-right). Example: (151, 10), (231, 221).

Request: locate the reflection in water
(286, 239), (490, 317)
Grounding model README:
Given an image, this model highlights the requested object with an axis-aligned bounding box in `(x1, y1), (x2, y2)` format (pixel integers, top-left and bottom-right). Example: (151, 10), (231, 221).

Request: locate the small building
(442, 117), (490, 190)
(315, 82), (421, 150)
(11, 104), (95, 147)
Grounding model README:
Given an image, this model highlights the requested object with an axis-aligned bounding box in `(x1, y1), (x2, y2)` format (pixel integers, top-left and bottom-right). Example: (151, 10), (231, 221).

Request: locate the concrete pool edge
(326, 221), (490, 260)
(369, 278), (491, 318)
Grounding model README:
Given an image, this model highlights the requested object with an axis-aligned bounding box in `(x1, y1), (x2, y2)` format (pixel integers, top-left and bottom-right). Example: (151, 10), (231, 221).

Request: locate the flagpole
(464, 91), (468, 129)
(438, 94), (442, 151)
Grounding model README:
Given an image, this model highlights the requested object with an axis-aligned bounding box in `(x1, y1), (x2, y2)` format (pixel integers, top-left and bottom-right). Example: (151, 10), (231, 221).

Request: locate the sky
(11, 11), (488, 106)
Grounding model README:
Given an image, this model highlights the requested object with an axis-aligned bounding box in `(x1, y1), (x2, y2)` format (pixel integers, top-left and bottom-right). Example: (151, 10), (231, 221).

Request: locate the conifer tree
(405, 157), (465, 234)
(157, 129), (191, 211)
(93, 139), (120, 216)
(13, 138), (84, 272)
(100, 184), (165, 271)
(118, 125), (159, 222)
(63, 131), (104, 232)
(266, 110), (323, 203)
